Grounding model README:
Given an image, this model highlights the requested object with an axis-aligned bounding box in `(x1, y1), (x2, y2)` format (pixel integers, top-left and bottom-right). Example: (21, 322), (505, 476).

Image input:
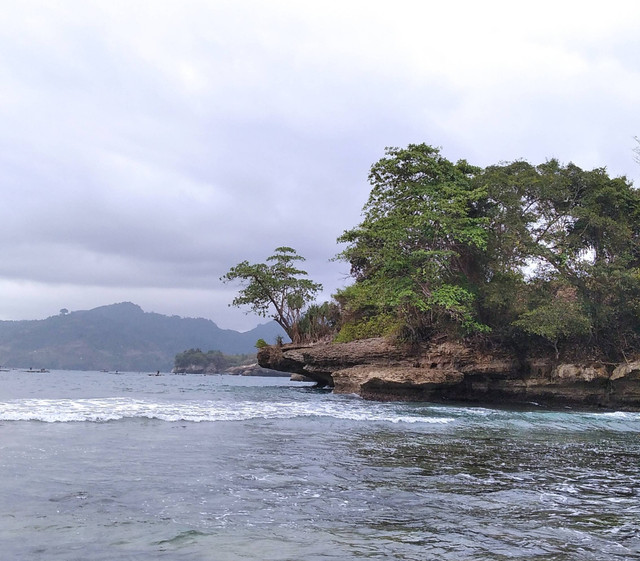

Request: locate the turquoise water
(0, 370), (638, 560)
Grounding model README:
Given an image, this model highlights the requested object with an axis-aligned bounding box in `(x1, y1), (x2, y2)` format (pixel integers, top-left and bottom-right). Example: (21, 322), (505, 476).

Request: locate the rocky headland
(258, 338), (640, 410)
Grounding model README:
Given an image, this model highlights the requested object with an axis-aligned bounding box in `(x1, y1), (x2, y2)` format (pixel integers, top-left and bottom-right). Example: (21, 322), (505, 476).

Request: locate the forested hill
(0, 302), (286, 372)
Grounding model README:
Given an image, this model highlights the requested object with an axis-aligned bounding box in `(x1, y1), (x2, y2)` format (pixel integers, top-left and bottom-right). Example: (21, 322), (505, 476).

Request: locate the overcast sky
(1, 1), (639, 331)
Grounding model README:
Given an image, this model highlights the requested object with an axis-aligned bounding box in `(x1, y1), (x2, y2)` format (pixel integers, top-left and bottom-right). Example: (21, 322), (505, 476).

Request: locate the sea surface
(0, 370), (638, 561)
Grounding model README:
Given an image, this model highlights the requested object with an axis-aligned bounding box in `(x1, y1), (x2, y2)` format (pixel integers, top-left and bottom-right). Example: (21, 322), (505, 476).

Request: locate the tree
(472, 159), (640, 353)
(336, 144), (489, 340)
(296, 301), (342, 342)
(512, 298), (591, 358)
(221, 247), (322, 342)
(336, 143), (640, 357)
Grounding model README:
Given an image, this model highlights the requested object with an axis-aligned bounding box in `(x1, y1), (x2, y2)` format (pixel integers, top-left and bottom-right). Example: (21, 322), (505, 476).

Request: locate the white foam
(0, 397), (455, 425)
(595, 411), (636, 419)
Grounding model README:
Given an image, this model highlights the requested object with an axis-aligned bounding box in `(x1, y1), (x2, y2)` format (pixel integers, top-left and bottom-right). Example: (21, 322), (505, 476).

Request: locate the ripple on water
(0, 371), (639, 560)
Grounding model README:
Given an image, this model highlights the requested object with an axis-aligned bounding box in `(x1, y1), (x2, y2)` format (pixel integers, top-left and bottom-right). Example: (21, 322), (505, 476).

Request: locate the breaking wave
(0, 397), (456, 424)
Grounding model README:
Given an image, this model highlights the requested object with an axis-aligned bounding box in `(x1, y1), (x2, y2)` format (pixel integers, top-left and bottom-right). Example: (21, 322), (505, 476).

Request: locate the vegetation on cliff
(336, 145), (489, 339)
(335, 144), (640, 361)
(225, 144), (640, 362)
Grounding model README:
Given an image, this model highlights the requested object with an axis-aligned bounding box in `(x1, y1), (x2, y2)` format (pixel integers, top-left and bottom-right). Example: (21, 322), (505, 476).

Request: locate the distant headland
(0, 302), (286, 372)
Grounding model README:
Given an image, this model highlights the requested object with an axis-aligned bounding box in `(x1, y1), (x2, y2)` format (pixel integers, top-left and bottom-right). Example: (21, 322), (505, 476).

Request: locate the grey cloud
(1, 1), (639, 328)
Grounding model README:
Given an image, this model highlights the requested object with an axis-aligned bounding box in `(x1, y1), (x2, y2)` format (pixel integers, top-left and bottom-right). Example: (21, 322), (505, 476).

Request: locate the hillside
(0, 302), (287, 372)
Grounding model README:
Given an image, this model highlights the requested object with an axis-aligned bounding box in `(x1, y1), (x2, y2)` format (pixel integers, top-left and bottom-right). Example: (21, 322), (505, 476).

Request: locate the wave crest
(0, 397), (455, 425)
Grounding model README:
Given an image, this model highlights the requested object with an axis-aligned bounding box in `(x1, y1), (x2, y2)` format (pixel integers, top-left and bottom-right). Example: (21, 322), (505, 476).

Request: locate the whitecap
(0, 397), (455, 425)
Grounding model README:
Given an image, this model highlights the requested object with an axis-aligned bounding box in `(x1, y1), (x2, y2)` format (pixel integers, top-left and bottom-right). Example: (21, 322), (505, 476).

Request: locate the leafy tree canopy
(222, 247), (322, 342)
(337, 144), (489, 339)
(335, 143), (640, 359)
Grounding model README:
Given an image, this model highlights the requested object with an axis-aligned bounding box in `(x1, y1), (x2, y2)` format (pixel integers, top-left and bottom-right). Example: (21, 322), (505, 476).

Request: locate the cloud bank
(1, 0), (639, 329)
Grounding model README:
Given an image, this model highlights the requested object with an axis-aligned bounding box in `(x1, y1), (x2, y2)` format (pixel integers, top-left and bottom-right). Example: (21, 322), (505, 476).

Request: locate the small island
(224, 144), (640, 410)
(172, 348), (289, 377)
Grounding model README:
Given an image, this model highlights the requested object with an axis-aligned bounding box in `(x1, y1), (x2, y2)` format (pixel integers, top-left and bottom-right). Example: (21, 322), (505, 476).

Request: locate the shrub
(334, 314), (401, 343)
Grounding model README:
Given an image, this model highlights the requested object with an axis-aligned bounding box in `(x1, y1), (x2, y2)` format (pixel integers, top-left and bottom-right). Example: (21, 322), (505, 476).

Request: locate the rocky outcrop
(258, 339), (640, 410)
(172, 362), (289, 376)
(289, 373), (316, 382)
(223, 363), (290, 377)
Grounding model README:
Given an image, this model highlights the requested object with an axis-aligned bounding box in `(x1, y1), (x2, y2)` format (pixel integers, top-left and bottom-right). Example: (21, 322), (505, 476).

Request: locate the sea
(0, 369), (638, 561)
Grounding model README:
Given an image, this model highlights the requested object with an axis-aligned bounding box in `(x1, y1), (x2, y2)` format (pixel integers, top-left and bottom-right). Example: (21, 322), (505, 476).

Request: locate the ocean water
(0, 370), (638, 561)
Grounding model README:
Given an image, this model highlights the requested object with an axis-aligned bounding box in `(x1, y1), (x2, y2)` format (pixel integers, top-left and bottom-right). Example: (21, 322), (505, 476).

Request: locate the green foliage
(476, 158), (640, 356)
(334, 314), (401, 343)
(337, 144), (489, 337)
(335, 143), (640, 359)
(477, 160), (640, 280)
(222, 247), (322, 342)
(296, 301), (342, 342)
(512, 300), (592, 358)
(580, 267), (640, 358)
(255, 338), (268, 349)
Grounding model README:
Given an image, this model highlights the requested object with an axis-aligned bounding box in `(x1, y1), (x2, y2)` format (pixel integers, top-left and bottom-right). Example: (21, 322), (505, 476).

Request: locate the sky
(1, 0), (639, 331)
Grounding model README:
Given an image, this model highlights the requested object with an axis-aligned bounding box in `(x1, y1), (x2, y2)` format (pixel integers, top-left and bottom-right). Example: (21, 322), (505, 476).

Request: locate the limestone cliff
(258, 338), (640, 410)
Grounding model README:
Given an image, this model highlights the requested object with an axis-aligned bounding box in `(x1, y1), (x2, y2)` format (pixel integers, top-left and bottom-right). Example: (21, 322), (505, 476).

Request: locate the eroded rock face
(258, 339), (640, 410)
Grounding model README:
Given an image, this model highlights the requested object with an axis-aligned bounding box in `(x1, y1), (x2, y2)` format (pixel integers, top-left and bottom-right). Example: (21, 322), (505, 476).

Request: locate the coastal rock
(609, 361), (640, 405)
(223, 363), (290, 377)
(611, 361), (640, 380)
(172, 362), (288, 377)
(552, 363), (609, 383)
(258, 339), (640, 410)
(289, 373), (315, 382)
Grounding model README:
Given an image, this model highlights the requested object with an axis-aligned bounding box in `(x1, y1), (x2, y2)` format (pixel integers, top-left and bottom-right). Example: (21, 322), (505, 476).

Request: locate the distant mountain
(0, 302), (287, 372)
